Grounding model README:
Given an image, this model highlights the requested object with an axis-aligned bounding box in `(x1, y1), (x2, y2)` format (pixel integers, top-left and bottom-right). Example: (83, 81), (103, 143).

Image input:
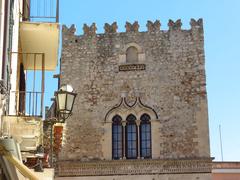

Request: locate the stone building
(56, 19), (212, 179)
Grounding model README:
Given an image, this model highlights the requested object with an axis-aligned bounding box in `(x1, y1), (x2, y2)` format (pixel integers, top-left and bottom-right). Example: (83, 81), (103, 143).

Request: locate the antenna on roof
(219, 124), (224, 161)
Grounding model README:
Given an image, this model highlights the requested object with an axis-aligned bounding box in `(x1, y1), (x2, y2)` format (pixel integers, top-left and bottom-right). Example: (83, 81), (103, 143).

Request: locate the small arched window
(126, 114), (137, 159)
(140, 114), (151, 158)
(112, 115), (123, 159)
(126, 46), (138, 63)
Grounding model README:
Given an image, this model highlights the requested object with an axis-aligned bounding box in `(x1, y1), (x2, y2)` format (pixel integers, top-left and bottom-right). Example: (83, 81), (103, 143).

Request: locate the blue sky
(45, 0), (240, 161)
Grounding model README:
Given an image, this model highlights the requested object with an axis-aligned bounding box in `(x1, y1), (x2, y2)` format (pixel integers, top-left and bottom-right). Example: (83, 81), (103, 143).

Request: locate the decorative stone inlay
(119, 64), (146, 71)
(56, 158), (212, 177)
(104, 96), (158, 122)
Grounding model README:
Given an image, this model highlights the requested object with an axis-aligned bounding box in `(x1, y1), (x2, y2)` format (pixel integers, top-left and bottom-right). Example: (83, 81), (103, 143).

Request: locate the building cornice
(56, 158), (212, 177)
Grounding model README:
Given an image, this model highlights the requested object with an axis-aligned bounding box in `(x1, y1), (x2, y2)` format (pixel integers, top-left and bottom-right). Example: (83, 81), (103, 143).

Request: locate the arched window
(112, 115), (123, 159)
(126, 114), (137, 159)
(140, 114), (151, 158)
(126, 46), (138, 63)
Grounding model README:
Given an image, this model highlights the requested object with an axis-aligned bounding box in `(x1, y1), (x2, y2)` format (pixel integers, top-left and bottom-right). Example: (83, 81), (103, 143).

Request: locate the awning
(19, 22), (60, 71)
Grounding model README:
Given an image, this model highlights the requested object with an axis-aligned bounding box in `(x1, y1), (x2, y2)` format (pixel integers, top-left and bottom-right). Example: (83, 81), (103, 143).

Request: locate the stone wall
(56, 173), (212, 180)
(59, 19), (210, 164)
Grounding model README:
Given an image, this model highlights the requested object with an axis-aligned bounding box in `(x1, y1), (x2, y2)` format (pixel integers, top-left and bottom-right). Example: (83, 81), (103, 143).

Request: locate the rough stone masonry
(57, 19), (211, 179)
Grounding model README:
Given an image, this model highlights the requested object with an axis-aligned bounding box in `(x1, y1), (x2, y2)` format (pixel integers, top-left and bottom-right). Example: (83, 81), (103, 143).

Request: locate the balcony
(10, 91), (44, 117)
(20, 0), (60, 71)
(7, 51), (47, 156)
(9, 52), (46, 118)
(23, 0), (59, 23)
(19, 22), (59, 71)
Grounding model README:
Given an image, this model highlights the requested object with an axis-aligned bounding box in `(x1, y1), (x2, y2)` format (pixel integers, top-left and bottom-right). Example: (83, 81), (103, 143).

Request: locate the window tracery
(106, 96), (158, 160)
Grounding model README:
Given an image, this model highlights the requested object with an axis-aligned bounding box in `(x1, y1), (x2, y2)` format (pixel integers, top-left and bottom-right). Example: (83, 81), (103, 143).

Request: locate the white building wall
(0, 0), (6, 135)
(9, 0), (23, 115)
(0, 0), (23, 134)
(0, 0), (5, 74)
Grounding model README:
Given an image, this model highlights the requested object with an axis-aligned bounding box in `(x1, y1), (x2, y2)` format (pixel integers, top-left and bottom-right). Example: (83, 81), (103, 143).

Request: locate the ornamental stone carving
(119, 64), (146, 71)
(105, 96), (158, 122)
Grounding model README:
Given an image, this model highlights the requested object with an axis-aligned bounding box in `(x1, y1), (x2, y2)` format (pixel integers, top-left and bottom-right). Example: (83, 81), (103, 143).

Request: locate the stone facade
(56, 174), (212, 180)
(58, 19), (211, 179)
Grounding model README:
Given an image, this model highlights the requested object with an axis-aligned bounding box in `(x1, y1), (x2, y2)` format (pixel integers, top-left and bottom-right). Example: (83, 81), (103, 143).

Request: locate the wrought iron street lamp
(47, 85), (77, 167)
(55, 85), (77, 122)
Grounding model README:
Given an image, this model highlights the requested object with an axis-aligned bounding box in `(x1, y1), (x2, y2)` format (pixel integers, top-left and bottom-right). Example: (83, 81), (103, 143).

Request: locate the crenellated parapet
(83, 23), (97, 36)
(125, 21), (139, 32)
(62, 19), (203, 36)
(146, 20), (161, 32)
(168, 19), (182, 30)
(190, 18), (203, 29)
(62, 24), (76, 35)
(104, 22), (118, 34)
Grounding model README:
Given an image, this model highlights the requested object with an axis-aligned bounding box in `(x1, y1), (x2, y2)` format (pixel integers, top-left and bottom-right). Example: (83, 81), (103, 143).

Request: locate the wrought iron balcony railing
(9, 52), (46, 118)
(9, 91), (44, 117)
(23, 0), (59, 23)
